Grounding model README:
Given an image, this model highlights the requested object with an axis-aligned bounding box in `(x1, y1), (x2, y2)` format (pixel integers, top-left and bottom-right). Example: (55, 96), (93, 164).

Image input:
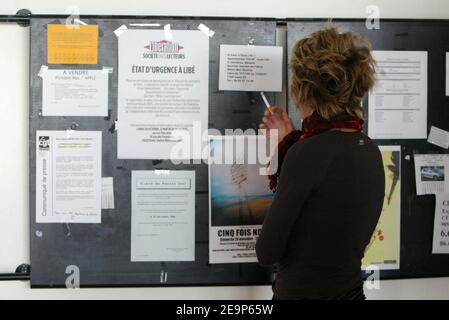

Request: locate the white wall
(2, 0), (449, 19)
(1, 0), (449, 300)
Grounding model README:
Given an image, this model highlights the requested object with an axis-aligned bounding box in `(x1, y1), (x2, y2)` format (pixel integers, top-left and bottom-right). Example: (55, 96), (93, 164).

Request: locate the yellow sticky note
(47, 24), (98, 65)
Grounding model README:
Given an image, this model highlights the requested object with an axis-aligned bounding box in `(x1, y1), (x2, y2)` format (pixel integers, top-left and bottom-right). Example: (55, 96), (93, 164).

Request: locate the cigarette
(260, 92), (273, 114)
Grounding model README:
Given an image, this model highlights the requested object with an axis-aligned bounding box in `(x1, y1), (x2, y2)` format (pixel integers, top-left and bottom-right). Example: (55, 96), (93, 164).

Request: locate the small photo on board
(209, 136), (274, 227)
(420, 166), (445, 181)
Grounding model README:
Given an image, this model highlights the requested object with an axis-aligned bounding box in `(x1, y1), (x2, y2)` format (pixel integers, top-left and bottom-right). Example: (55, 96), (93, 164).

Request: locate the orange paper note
(47, 24), (98, 65)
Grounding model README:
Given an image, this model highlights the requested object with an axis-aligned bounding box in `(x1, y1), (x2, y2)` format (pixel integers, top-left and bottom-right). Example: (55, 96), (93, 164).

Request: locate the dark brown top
(256, 130), (385, 299)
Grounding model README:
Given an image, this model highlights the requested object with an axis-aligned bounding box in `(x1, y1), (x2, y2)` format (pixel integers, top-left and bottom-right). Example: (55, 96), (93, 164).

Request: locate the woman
(256, 27), (385, 300)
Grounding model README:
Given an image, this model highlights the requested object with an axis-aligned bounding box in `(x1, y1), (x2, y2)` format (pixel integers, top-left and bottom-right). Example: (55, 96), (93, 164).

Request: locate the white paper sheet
(101, 177), (115, 209)
(446, 52), (449, 96)
(428, 126), (449, 149)
(368, 51), (428, 139)
(117, 30), (209, 159)
(218, 45), (283, 92)
(414, 154), (449, 195)
(42, 69), (108, 116)
(131, 170), (195, 261)
(432, 193), (449, 254)
(35, 130), (102, 223)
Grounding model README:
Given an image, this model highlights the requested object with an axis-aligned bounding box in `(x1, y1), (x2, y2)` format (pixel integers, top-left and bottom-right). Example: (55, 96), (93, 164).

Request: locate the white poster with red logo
(117, 29), (209, 159)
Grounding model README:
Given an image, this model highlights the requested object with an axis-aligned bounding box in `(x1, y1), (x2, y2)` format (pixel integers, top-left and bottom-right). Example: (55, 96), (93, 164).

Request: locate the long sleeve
(256, 139), (332, 266)
(268, 130), (302, 192)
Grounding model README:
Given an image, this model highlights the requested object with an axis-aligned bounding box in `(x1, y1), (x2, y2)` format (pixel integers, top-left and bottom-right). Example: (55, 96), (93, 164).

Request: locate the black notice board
(29, 16), (277, 287)
(287, 19), (449, 279)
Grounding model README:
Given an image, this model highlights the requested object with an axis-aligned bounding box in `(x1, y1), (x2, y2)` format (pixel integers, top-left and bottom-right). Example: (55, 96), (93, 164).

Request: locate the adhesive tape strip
(102, 66), (113, 74)
(130, 23), (161, 27)
(198, 23), (215, 37)
(37, 65), (48, 78)
(73, 18), (88, 26)
(65, 129), (75, 138)
(155, 170), (170, 175)
(164, 24), (173, 40)
(114, 24), (128, 37)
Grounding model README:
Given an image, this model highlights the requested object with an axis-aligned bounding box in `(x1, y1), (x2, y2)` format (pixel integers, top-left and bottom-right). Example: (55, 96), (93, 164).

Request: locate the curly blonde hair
(290, 27), (376, 120)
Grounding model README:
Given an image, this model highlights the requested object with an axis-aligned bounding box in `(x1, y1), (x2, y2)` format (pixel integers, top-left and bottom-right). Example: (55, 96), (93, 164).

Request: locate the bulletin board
(29, 16), (449, 288)
(29, 16), (277, 287)
(287, 19), (449, 280)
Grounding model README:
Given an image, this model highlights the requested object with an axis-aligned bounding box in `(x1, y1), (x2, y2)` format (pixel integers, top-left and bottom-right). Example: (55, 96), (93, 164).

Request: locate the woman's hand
(259, 106), (295, 144)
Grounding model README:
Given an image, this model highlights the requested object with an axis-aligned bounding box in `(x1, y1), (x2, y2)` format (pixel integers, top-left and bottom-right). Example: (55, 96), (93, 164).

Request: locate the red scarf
(268, 111), (364, 192)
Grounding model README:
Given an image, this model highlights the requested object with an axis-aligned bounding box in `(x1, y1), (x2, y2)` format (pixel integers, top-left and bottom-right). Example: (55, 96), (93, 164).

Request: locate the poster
(131, 170), (195, 262)
(42, 69), (108, 116)
(362, 145), (401, 270)
(117, 29), (209, 159)
(47, 24), (98, 65)
(209, 136), (274, 263)
(35, 130), (102, 223)
(432, 193), (449, 254)
(368, 51), (427, 139)
(414, 154), (449, 195)
(219, 44), (283, 92)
